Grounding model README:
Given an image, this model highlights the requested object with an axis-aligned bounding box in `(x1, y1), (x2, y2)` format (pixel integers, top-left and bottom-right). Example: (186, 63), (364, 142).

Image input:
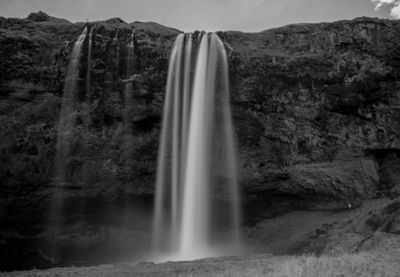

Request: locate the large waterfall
(153, 32), (240, 260)
(47, 26), (89, 260)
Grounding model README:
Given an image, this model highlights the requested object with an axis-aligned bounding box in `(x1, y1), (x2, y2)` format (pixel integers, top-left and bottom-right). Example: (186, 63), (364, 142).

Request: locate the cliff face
(1, 12), (400, 270)
(223, 18), (400, 209)
(0, 14), (179, 269)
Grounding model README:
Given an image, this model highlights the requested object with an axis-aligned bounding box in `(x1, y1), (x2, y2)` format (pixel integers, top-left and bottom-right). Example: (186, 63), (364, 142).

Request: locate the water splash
(152, 32), (240, 261)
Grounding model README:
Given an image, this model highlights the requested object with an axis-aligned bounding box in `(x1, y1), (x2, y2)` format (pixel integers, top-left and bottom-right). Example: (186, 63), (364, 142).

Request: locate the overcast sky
(0, 0), (399, 32)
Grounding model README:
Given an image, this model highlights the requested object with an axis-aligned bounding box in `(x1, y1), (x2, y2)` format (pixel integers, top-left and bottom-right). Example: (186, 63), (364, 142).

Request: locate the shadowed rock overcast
(0, 0), (399, 31)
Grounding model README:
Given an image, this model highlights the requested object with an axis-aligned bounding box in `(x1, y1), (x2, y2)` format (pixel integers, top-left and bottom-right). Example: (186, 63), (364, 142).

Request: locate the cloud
(371, 0), (400, 18)
(391, 2), (400, 17)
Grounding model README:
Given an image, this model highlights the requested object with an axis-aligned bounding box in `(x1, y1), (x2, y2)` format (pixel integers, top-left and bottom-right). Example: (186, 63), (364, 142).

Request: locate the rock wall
(1, 12), (400, 270)
(222, 17), (400, 204)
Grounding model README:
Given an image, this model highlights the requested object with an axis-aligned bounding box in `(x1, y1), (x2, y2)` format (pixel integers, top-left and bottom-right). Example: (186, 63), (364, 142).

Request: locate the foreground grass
(3, 250), (399, 277)
(211, 254), (373, 277)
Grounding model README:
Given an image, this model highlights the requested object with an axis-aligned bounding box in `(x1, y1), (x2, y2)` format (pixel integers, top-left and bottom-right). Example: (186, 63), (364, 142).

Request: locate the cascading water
(86, 27), (93, 98)
(152, 32), (240, 261)
(126, 30), (135, 78)
(47, 26), (89, 261)
(84, 27), (93, 128)
(120, 30), (135, 224)
(121, 30), (135, 162)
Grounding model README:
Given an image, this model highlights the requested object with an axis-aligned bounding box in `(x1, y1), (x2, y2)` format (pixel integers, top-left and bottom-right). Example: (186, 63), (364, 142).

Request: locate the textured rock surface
(1, 12), (400, 270)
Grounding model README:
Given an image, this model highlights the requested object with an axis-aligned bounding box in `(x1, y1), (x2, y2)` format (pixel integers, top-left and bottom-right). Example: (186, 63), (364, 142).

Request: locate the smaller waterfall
(84, 27), (93, 127)
(153, 32), (241, 261)
(113, 30), (119, 44)
(110, 30), (120, 92)
(86, 28), (93, 98)
(126, 30), (135, 78)
(122, 30), (135, 156)
(120, 29), (136, 225)
(47, 26), (89, 261)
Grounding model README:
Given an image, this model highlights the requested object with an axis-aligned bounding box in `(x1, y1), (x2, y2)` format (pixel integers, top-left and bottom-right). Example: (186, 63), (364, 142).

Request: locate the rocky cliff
(1, 12), (400, 270)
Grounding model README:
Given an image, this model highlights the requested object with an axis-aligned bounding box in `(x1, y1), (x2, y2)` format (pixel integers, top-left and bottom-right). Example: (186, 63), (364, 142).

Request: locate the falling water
(122, 30), (135, 158)
(47, 27), (88, 261)
(120, 30), (136, 225)
(126, 30), (135, 78)
(153, 32), (240, 260)
(86, 27), (93, 98)
(84, 27), (93, 127)
(113, 30), (119, 44)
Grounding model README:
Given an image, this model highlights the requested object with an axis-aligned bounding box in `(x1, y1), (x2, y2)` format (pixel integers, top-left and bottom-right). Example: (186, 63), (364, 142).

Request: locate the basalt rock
(222, 17), (400, 205)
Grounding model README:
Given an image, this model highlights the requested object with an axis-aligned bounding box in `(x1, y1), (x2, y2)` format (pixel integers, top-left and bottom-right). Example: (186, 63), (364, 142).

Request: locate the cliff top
(26, 11), (71, 24)
(1, 12), (399, 37)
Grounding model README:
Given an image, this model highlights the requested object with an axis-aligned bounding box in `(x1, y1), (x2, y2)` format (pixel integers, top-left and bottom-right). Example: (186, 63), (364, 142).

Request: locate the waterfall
(152, 32), (240, 261)
(86, 27), (93, 98)
(126, 30), (135, 78)
(47, 26), (89, 261)
(120, 30), (136, 225)
(122, 30), (135, 159)
(113, 30), (119, 43)
(84, 27), (93, 127)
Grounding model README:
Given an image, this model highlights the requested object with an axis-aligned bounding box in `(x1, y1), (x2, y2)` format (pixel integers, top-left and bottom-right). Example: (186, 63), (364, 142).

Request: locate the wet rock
(284, 159), (379, 199)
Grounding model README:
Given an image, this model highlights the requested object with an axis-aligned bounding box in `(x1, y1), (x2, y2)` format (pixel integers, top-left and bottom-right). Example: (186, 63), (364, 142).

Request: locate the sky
(0, 0), (399, 32)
